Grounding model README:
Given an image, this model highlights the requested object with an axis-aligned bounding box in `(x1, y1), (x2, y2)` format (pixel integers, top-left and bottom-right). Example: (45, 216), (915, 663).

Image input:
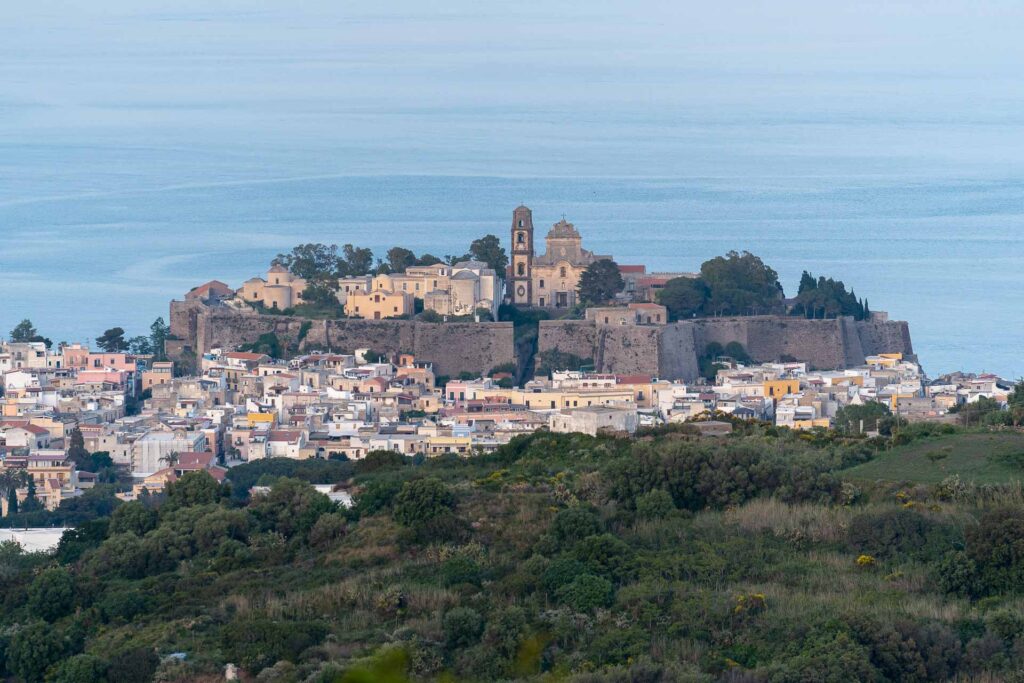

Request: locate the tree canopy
(656, 276), (709, 321)
(791, 271), (869, 320)
(700, 250), (784, 316)
(95, 327), (128, 353)
(8, 319), (51, 347)
(468, 234), (508, 276)
(577, 259), (624, 305)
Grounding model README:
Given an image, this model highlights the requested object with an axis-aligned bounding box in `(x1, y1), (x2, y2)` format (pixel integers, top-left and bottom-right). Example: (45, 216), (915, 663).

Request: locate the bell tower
(510, 205), (534, 306)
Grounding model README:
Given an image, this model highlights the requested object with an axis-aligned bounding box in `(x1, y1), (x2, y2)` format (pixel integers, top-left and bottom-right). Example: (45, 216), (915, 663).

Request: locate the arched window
(516, 232), (524, 244)
(517, 263), (525, 276)
(518, 219), (523, 227)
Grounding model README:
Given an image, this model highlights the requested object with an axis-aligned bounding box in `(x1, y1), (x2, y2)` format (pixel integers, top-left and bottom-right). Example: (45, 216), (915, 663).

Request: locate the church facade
(509, 206), (612, 309)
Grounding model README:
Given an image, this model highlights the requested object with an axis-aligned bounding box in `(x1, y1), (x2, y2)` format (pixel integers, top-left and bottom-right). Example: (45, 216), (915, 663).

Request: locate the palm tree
(159, 451), (180, 469)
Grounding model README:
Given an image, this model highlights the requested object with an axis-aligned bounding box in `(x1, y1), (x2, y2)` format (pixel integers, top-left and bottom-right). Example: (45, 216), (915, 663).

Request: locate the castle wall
(171, 301), (913, 383)
(168, 302), (514, 378)
(536, 320), (598, 363)
(597, 326), (661, 376)
(657, 323), (699, 381)
(537, 315), (915, 382)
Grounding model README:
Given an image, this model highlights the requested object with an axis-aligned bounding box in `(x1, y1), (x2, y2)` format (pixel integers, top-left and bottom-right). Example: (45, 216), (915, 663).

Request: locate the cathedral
(509, 205), (612, 309)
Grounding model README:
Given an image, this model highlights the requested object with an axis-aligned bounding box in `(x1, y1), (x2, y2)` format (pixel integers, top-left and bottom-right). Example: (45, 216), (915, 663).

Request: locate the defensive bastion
(166, 300), (516, 378)
(537, 316), (914, 381)
(168, 300), (913, 381)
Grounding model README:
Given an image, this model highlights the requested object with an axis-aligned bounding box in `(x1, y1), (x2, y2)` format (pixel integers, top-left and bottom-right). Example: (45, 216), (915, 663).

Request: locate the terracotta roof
(615, 375), (653, 385)
(224, 352), (267, 361)
(188, 280), (232, 297)
(618, 265), (646, 273)
(269, 430), (303, 443)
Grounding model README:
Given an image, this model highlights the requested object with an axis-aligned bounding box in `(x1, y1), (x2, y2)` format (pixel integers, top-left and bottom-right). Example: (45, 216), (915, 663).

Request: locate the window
(560, 267), (567, 277)
(539, 279), (545, 288)
(517, 231), (524, 243)
(518, 219), (523, 227)
(517, 263), (525, 276)
(539, 297), (545, 306)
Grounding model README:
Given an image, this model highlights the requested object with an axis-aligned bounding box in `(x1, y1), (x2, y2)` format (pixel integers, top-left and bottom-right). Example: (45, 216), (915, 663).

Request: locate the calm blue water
(1, 2), (1022, 378)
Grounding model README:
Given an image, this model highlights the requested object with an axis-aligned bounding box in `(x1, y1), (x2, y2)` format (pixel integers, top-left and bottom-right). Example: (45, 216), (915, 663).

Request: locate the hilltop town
(0, 206), (1017, 520)
(3, 208), (1024, 683)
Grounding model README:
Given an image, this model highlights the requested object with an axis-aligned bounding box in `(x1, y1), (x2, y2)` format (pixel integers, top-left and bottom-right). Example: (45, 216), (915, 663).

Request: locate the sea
(1, 2), (1022, 379)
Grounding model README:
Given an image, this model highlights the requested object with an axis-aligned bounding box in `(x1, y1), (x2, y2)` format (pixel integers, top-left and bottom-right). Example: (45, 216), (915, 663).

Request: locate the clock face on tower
(517, 285), (526, 297)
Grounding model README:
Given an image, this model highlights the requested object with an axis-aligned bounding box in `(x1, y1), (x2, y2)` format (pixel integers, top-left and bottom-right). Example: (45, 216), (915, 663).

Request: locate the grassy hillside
(3, 428), (1024, 682)
(843, 432), (1024, 485)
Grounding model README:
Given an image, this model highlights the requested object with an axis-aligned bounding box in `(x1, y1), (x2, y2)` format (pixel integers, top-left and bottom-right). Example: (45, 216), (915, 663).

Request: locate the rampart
(170, 301), (912, 382)
(167, 301), (515, 378)
(538, 316), (914, 381)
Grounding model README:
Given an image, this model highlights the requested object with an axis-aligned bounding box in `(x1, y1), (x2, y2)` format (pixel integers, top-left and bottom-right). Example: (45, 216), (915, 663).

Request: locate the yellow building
(345, 290), (414, 319)
(509, 206), (613, 309)
(763, 378), (801, 399)
(238, 265), (308, 310)
(247, 412), (276, 428)
(426, 435), (473, 456)
(477, 387), (636, 411)
(142, 361), (174, 391)
(372, 262), (502, 318)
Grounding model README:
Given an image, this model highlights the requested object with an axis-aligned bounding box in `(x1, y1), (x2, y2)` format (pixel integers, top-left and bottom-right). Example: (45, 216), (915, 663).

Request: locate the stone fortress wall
(170, 301), (913, 382)
(537, 316), (914, 381)
(168, 301), (515, 378)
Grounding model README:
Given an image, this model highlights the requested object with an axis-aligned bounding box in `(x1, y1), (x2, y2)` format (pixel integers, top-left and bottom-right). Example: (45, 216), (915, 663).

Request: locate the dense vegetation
(657, 251), (785, 320)
(790, 271), (869, 321)
(272, 235), (508, 284)
(3, 425), (1024, 682)
(656, 254), (873, 323)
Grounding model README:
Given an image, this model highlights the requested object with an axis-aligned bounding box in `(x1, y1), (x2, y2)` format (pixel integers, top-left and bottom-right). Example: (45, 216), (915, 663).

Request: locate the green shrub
(105, 648), (158, 683)
(847, 508), (961, 561)
(556, 573), (613, 612)
(220, 618), (327, 672)
(28, 568), (76, 622)
(46, 653), (107, 683)
(635, 489), (675, 519)
(7, 621), (66, 683)
(109, 501), (157, 536)
(443, 607), (484, 649)
(441, 555), (482, 587)
(392, 478), (455, 527)
(966, 508), (1024, 595)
